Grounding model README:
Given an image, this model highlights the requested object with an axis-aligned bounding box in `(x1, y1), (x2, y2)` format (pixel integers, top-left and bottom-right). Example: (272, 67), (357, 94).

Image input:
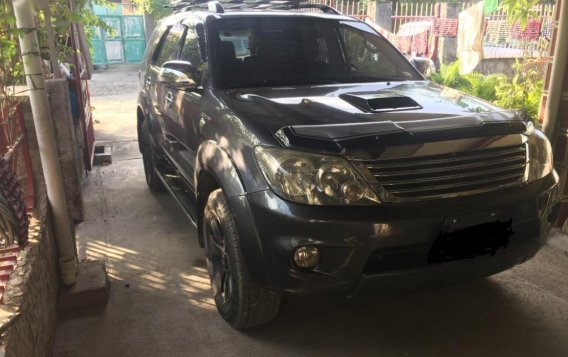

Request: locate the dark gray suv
(137, 0), (560, 329)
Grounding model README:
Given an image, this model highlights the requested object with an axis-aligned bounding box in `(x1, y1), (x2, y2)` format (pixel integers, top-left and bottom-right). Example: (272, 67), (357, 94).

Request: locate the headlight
(255, 146), (380, 205)
(526, 128), (553, 183)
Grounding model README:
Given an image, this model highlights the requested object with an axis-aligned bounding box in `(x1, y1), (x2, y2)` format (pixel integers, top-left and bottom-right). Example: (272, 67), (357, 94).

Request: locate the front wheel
(203, 189), (281, 329)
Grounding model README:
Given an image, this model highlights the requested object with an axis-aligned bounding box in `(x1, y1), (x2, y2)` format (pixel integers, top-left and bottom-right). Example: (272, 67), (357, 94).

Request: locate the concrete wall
(437, 3), (460, 64)
(44, 79), (85, 223)
(1, 198), (59, 357)
(475, 58), (517, 76)
(368, 2), (393, 32)
(0, 104), (60, 356)
(544, 0), (568, 227)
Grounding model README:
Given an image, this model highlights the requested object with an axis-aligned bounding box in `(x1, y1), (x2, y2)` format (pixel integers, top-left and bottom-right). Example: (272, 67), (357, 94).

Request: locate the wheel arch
(195, 140), (246, 246)
(195, 140), (247, 199)
(137, 106), (145, 152)
(195, 141), (269, 287)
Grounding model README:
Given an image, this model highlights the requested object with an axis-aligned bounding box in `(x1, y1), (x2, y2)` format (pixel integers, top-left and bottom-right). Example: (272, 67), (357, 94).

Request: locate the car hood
(222, 81), (529, 157)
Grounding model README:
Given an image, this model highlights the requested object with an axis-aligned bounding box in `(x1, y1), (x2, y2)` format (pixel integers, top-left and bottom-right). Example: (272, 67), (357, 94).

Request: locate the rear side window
(153, 25), (185, 66)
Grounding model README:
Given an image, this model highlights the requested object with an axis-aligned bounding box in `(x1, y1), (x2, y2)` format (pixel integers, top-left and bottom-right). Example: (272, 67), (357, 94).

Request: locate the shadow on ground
(55, 144), (568, 357)
(247, 280), (555, 356)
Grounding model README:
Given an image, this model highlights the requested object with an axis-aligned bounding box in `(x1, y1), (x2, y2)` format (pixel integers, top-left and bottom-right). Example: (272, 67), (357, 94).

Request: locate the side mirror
(158, 61), (198, 89)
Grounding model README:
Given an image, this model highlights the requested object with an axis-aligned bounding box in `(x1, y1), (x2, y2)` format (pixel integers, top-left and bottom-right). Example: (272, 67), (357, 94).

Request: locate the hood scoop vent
(340, 93), (422, 113)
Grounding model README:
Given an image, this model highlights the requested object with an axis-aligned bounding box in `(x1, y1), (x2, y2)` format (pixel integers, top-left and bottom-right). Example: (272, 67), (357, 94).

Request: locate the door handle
(145, 76), (152, 89)
(165, 91), (173, 108)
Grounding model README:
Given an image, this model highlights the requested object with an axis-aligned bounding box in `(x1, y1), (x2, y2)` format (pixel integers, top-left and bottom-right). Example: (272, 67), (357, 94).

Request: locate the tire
(140, 120), (165, 192)
(203, 189), (281, 329)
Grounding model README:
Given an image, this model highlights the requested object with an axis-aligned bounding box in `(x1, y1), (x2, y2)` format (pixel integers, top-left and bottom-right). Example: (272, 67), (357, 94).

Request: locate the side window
(315, 36), (329, 64)
(153, 25), (185, 67)
(180, 28), (203, 66)
(180, 25), (207, 84)
(143, 25), (165, 66)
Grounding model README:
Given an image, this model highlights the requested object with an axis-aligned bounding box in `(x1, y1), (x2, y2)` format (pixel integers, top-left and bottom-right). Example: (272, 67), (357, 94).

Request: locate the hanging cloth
(458, 2), (485, 74)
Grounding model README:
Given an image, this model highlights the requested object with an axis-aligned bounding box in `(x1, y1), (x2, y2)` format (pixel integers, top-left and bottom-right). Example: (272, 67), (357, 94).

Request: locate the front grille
(361, 144), (527, 200)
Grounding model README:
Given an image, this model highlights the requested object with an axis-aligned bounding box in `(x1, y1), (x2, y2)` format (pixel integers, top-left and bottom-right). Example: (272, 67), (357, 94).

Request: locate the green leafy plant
(494, 60), (543, 120)
(430, 61), (470, 92)
(429, 61), (505, 102)
(430, 60), (542, 121)
(0, 2), (24, 124)
(464, 72), (505, 103)
(40, 0), (113, 62)
(499, 0), (540, 29)
(1, 0), (113, 134)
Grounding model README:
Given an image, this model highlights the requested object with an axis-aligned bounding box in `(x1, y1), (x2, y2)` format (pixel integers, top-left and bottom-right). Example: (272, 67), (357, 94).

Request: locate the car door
(153, 25), (187, 172)
(167, 23), (207, 189)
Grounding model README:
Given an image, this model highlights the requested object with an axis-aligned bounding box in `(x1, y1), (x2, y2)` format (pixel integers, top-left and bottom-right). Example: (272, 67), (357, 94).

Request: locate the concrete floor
(54, 71), (568, 357)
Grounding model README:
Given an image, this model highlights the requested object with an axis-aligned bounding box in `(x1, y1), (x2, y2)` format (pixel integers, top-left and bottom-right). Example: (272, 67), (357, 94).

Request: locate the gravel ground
(89, 70), (141, 98)
(89, 71), (140, 142)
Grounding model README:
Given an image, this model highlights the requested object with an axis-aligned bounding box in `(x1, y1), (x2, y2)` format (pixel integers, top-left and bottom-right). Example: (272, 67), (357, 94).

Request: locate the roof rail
(289, 3), (341, 15)
(168, 0), (341, 15)
(170, 0), (222, 13)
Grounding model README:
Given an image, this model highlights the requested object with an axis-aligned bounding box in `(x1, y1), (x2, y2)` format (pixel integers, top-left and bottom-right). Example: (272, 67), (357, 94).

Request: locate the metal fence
(394, 2), (557, 59)
(393, 2), (439, 33)
(468, 2), (556, 58)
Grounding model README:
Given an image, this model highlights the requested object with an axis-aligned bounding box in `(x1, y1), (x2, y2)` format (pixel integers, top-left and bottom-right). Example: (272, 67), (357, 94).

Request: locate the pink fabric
(397, 35), (412, 53)
(414, 31), (429, 56)
(512, 19), (542, 40)
(434, 19), (459, 37)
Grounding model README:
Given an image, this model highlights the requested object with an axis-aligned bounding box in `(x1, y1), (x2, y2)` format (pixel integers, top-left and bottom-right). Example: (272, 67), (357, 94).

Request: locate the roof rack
(168, 0), (341, 15)
(169, 0), (224, 13)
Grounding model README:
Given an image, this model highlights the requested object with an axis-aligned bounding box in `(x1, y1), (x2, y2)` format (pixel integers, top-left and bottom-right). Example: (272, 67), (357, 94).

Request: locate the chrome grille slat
(380, 163), (526, 186)
(364, 146), (526, 170)
(359, 144), (527, 201)
(387, 172), (522, 195)
(371, 155), (526, 178)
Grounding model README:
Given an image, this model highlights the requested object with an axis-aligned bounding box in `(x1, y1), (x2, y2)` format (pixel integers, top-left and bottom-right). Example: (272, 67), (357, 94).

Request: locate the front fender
(195, 140), (246, 198)
(195, 141), (269, 287)
(137, 93), (161, 151)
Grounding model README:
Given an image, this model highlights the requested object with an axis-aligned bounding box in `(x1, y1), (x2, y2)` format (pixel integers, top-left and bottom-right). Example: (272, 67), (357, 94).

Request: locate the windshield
(213, 17), (422, 88)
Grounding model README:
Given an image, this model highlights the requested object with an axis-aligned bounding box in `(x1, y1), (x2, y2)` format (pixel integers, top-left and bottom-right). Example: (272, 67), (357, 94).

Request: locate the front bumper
(233, 173), (559, 296)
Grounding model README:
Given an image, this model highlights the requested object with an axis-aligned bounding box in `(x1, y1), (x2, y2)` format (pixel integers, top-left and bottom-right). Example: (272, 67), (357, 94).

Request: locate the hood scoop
(340, 93), (422, 113)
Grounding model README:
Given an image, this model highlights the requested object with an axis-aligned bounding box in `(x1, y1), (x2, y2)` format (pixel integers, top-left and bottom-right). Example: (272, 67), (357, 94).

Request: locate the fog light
(293, 246), (320, 269)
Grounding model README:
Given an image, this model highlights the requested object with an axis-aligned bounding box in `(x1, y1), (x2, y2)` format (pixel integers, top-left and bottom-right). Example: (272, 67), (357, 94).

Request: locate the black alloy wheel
(203, 189), (281, 329)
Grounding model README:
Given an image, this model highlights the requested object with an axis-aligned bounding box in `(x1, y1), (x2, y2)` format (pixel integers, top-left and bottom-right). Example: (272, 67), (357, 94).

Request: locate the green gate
(92, 5), (146, 65)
